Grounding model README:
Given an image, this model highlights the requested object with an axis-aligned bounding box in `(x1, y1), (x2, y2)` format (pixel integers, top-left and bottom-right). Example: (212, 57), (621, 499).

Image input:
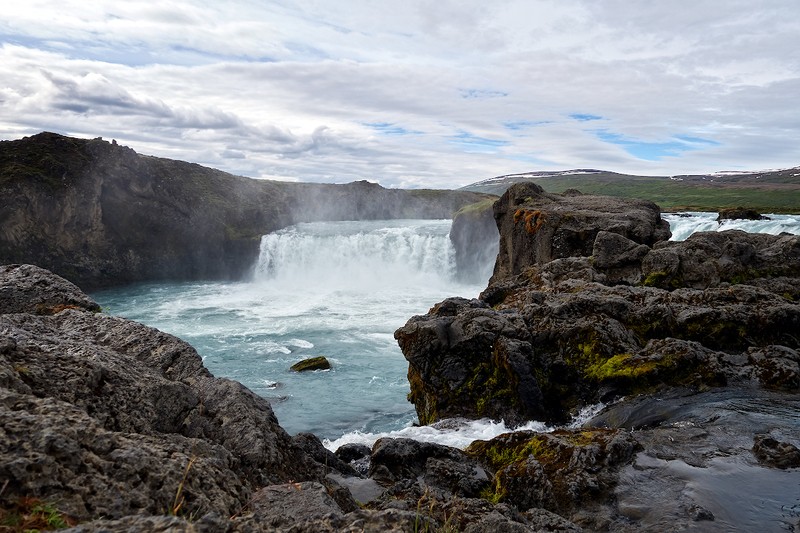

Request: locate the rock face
(393, 184), (800, 531)
(2, 263), (593, 532)
(0, 264), (325, 523)
(396, 184), (800, 426)
(0, 132), (492, 290)
(491, 183), (671, 284)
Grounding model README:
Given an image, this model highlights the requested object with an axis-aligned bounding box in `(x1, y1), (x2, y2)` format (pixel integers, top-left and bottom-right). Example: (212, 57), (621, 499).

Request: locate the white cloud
(1, 0), (798, 188)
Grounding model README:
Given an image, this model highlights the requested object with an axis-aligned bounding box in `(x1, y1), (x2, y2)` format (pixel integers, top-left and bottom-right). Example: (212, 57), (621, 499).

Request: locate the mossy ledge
(466, 428), (641, 513)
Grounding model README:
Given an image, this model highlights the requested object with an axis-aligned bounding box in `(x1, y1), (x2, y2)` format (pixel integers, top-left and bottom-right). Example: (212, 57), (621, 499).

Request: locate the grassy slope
(465, 170), (800, 213)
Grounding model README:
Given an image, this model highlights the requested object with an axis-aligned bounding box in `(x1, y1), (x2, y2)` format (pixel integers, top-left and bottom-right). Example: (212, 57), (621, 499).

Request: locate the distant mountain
(461, 167), (800, 213)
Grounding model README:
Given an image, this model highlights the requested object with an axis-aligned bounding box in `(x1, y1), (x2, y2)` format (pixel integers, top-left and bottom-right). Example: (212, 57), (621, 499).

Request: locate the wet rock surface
(1, 264), (593, 532)
(395, 184), (800, 531)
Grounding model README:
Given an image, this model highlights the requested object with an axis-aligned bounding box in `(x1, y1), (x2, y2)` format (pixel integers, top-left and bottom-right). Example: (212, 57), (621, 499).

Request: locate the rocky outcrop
(491, 183), (671, 284)
(394, 184), (800, 531)
(0, 132), (492, 290)
(396, 185), (800, 426)
(717, 207), (768, 221)
(1, 263), (596, 532)
(0, 264), (328, 523)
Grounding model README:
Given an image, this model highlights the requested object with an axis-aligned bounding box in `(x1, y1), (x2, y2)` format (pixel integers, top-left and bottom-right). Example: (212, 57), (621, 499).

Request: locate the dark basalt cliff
(0, 132), (492, 290)
(449, 199), (499, 283)
(397, 183), (800, 426)
(392, 183), (800, 530)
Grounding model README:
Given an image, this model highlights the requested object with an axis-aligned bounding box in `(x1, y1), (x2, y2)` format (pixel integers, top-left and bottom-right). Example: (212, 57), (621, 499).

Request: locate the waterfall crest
(254, 220), (458, 290)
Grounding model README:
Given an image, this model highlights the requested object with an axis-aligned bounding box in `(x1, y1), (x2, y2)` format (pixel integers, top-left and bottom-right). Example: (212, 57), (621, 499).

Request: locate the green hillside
(463, 169), (800, 213)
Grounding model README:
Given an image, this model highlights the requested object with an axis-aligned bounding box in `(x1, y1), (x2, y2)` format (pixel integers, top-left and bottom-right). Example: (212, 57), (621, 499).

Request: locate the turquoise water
(93, 214), (800, 444)
(94, 219), (485, 439)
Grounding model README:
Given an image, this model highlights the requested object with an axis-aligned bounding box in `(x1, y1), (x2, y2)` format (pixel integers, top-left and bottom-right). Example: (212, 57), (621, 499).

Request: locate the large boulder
(491, 183), (670, 284)
(396, 189), (800, 426)
(0, 264), (324, 523)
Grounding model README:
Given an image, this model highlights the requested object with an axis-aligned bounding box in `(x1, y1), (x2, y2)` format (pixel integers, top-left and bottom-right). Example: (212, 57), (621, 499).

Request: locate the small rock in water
(689, 504), (715, 522)
(290, 356), (331, 372)
(716, 207), (768, 221)
(752, 435), (800, 469)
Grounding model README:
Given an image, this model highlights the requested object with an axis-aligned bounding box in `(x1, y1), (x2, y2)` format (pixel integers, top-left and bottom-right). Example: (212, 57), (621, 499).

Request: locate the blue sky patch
(364, 122), (422, 136)
(594, 130), (720, 160)
(460, 88), (508, 99)
(503, 120), (551, 131)
(449, 131), (510, 153)
(570, 113), (604, 122)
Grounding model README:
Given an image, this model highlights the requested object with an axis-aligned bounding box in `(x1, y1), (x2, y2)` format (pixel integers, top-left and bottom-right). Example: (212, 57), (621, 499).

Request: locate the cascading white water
(253, 220), (458, 291)
(664, 212), (800, 241)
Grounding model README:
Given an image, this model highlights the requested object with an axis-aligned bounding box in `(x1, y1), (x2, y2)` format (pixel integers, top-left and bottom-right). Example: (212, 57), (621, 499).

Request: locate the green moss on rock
(290, 356), (331, 372)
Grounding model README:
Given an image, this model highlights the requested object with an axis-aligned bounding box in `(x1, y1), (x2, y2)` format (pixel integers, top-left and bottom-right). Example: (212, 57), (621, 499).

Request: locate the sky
(1, 1), (799, 189)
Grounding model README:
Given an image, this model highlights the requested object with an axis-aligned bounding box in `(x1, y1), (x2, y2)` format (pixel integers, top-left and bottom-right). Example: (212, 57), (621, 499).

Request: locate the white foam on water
(664, 212), (800, 241)
(323, 403), (606, 451)
(323, 418), (546, 451)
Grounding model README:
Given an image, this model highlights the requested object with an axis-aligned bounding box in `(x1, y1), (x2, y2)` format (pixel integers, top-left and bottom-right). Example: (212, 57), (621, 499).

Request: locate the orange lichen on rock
(513, 208), (547, 234)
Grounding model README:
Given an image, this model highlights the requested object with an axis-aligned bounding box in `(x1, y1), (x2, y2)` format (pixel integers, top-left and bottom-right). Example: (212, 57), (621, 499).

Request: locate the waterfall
(664, 212), (800, 241)
(253, 219), (459, 291)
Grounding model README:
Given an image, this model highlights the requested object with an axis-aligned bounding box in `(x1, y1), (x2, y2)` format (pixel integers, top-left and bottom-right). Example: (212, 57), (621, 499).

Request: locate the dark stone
(753, 435), (800, 469)
(291, 356), (331, 372)
(292, 432), (361, 478)
(368, 438), (471, 485)
(335, 442), (372, 463)
(466, 429), (640, 518)
(490, 182), (670, 284)
(717, 207), (769, 221)
(0, 265), (323, 522)
(0, 264), (101, 314)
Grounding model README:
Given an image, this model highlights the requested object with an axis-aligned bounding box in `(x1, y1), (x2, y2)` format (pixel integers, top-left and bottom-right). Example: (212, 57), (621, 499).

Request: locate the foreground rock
(0, 132), (492, 290)
(3, 264), (580, 532)
(0, 264), (326, 522)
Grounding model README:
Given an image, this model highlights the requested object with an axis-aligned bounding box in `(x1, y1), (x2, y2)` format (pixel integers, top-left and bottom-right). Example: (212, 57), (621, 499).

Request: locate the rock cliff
(0, 132), (491, 290)
(397, 183), (800, 426)
(392, 183), (800, 530)
(449, 199), (499, 284)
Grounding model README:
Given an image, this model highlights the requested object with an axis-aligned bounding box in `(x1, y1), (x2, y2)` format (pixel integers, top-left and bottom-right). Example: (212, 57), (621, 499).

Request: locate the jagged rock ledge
(397, 183), (800, 426)
(393, 183), (800, 530)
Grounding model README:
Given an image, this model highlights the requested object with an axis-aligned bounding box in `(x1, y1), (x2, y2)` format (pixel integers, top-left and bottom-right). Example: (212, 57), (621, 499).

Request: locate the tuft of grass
(0, 496), (73, 532)
(170, 455), (197, 517)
